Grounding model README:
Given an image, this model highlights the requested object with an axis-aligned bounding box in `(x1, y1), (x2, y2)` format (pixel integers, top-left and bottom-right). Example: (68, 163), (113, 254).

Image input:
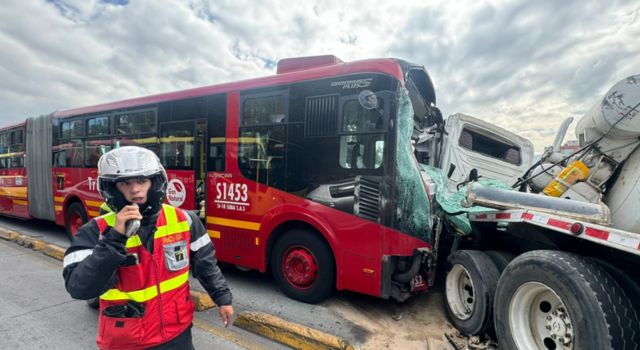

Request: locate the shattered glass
(420, 165), (509, 235)
(393, 89), (432, 241)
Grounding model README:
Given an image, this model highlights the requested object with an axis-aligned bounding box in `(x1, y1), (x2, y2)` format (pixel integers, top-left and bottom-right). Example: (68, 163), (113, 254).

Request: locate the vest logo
(163, 234), (183, 244)
(167, 179), (186, 207)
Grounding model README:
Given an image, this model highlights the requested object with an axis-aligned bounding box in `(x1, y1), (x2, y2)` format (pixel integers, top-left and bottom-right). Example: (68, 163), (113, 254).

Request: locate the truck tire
(444, 250), (500, 336)
(271, 229), (335, 304)
(484, 250), (515, 273)
(588, 257), (640, 347)
(65, 202), (88, 240)
(494, 250), (638, 350)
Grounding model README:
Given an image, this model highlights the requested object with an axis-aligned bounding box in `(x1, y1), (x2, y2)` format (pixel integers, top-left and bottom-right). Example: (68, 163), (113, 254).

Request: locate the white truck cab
(439, 113), (534, 189)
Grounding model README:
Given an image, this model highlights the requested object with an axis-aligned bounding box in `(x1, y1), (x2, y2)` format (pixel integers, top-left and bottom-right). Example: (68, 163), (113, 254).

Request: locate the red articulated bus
(1, 56), (440, 303)
(0, 123), (27, 218)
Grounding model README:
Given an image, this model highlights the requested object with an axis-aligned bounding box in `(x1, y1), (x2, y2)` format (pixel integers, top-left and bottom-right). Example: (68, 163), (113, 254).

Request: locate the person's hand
(114, 205), (142, 235)
(219, 305), (234, 327)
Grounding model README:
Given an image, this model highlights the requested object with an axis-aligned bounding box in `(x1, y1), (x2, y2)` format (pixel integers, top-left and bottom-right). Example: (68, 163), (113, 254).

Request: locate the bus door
(158, 119), (206, 212)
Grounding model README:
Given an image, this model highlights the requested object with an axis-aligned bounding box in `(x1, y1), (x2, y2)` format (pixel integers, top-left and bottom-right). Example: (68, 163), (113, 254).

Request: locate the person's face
(116, 178), (152, 204)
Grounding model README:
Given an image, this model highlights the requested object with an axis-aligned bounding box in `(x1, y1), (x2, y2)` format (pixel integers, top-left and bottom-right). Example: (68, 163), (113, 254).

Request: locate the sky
(0, 0), (638, 151)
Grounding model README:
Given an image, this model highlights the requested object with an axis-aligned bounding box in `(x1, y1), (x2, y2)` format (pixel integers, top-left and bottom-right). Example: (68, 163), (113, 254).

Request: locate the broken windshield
(391, 88), (432, 242)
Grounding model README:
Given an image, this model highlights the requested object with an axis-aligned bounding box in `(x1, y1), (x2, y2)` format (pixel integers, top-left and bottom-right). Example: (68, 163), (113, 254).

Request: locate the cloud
(0, 0), (638, 152)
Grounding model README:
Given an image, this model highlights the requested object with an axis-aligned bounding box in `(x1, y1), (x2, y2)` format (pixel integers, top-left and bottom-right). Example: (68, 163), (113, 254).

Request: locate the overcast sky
(1, 0), (638, 151)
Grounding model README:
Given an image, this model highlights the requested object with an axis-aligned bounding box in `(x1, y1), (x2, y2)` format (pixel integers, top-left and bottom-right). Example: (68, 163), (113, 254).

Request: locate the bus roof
(0, 121), (26, 133)
(54, 56), (406, 119)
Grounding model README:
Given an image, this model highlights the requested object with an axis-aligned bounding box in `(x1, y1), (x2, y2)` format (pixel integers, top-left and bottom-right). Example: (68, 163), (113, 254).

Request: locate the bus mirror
(358, 90), (379, 110)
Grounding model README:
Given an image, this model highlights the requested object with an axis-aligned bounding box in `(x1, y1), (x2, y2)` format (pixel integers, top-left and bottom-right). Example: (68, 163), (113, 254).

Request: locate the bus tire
(494, 250), (638, 350)
(484, 250), (515, 273)
(444, 250), (500, 336)
(271, 229), (335, 304)
(65, 202), (88, 240)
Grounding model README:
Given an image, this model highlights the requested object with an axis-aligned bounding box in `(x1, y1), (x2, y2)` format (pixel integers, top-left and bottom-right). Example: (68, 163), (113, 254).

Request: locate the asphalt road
(0, 215), (453, 349)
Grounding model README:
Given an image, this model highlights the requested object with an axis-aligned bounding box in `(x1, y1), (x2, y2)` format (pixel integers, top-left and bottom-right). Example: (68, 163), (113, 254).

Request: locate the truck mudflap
(469, 209), (640, 256)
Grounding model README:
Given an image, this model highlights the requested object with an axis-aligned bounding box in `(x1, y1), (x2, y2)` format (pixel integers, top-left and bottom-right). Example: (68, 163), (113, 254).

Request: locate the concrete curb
(43, 244), (66, 261)
(16, 234), (46, 251)
(190, 290), (215, 311)
(0, 227), (19, 241)
(234, 311), (355, 350)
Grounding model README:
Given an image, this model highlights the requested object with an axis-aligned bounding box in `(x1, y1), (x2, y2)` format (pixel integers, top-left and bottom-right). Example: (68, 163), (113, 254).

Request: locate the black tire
(86, 297), (99, 309)
(65, 202), (88, 241)
(271, 229), (335, 304)
(484, 250), (515, 274)
(588, 257), (640, 347)
(443, 250), (500, 336)
(494, 250), (639, 350)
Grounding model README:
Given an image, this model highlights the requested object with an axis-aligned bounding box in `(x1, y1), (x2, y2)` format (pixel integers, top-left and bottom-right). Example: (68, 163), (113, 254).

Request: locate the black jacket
(62, 208), (232, 307)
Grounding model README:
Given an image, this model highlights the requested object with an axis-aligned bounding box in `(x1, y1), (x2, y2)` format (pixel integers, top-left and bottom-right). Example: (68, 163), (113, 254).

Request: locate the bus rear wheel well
(266, 221), (334, 271)
(64, 198), (87, 240)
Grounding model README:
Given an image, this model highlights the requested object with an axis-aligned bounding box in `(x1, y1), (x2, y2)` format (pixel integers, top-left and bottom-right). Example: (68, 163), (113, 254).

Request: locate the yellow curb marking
(0, 228), (19, 241)
(16, 234), (46, 251)
(43, 244), (65, 261)
(234, 311), (355, 350)
(190, 290), (216, 311)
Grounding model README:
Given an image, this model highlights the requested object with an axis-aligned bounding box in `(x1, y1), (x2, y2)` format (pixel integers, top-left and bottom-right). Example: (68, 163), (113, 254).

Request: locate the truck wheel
(494, 250), (637, 350)
(484, 250), (515, 273)
(271, 229), (335, 304)
(444, 250), (500, 336)
(65, 202), (88, 240)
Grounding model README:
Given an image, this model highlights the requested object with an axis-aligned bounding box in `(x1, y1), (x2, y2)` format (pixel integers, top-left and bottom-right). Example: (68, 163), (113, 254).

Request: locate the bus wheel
(271, 230), (335, 304)
(444, 250), (500, 336)
(65, 202), (87, 240)
(494, 250), (637, 350)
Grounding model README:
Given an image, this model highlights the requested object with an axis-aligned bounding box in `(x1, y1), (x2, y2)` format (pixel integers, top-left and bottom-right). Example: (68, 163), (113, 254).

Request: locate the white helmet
(97, 146), (168, 213)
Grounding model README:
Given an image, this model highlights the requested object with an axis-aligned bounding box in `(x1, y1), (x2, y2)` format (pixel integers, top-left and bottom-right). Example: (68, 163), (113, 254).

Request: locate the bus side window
(53, 140), (83, 168)
(159, 121), (194, 170)
(338, 96), (386, 170)
(53, 150), (67, 167)
(238, 126), (286, 190)
(85, 141), (112, 167)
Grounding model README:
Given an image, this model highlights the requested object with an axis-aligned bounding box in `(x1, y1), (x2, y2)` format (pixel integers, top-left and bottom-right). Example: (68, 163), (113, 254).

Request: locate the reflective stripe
(164, 205), (177, 223)
(63, 249), (93, 268)
(126, 235), (142, 248)
(102, 212), (116, 226)
(155, 221), (190, 239)
(100, 270), (190, 302)
(190, 234), (211, 252)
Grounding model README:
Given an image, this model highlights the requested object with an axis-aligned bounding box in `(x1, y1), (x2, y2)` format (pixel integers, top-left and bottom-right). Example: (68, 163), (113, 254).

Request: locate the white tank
(604, 144), (640, 232)
(576, 75), (640, 139)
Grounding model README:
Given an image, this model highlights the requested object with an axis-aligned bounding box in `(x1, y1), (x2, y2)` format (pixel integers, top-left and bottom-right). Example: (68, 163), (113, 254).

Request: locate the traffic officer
(63, 146), (233, 349)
